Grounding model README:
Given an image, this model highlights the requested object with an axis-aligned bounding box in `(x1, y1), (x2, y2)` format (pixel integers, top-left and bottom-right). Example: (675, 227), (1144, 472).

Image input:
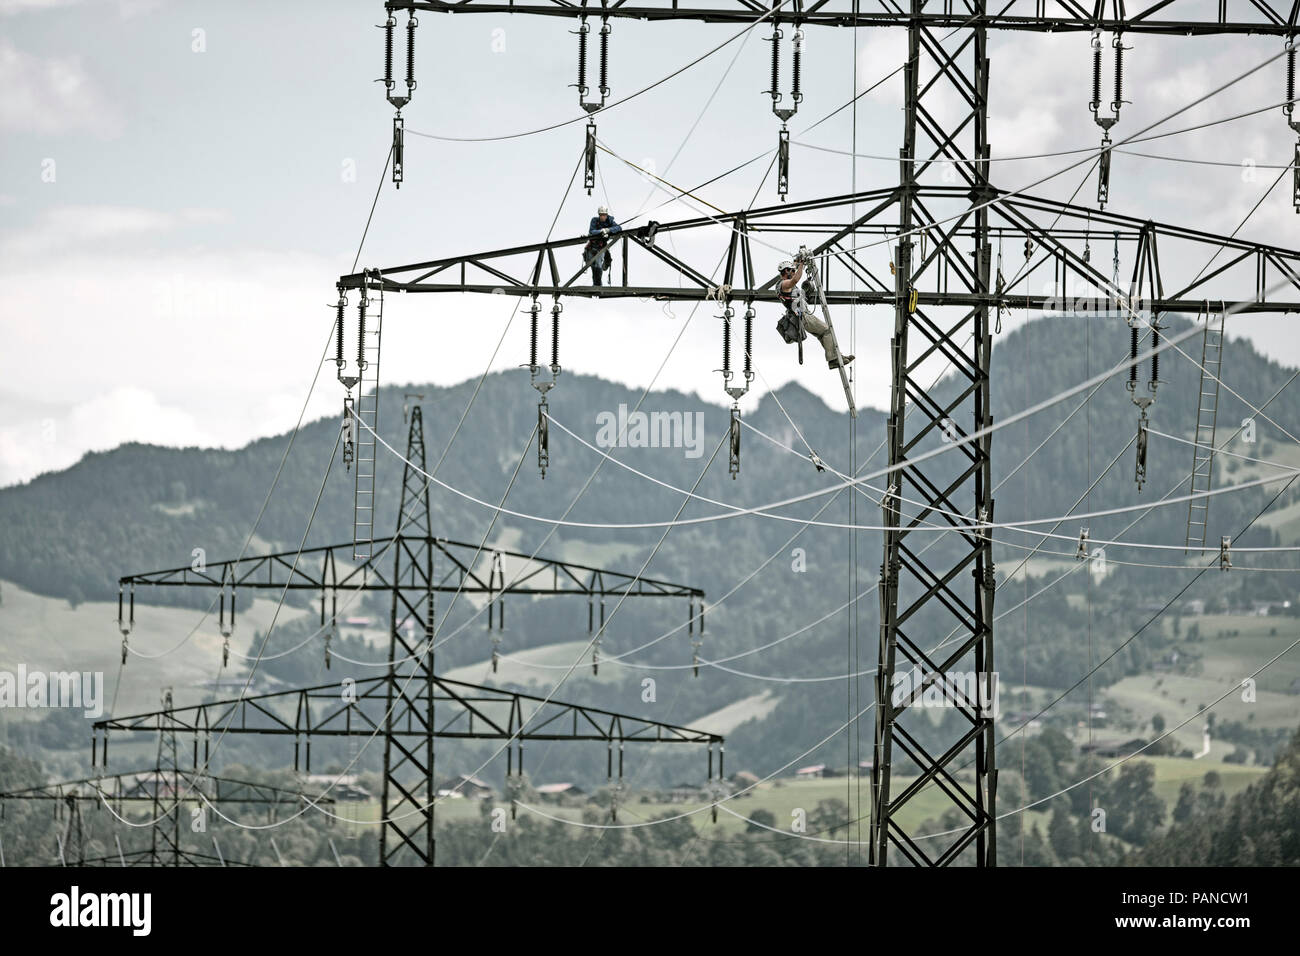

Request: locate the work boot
(828, 354), (855, 370)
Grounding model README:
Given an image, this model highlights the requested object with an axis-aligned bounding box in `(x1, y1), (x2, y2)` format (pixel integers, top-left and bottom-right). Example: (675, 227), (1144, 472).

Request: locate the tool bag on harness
(776, 309), (806, 344)
(776, 285), (807, 363)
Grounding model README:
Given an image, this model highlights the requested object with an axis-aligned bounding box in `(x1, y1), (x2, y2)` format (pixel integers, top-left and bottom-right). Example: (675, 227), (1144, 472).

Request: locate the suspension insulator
(383, 16), (395, 92)
(576, 18), (590, 99)
(1097, 136), (1112, 208)
(769, 27), (781, 104)
(406, 14), (417, 95)
(392, 114), (405, 188)
(528, 300), (539, 370)
(357, 296), (368, 371)
(1150, 324), (1161, 389)
(584, 122), (597, 194)
(728, 405), (741, 479)
(599, 19), (610, 100)
(791, 29), (804, 104)
(1128, 325), (1139, 388)
(1135, 412), (1149, 492)
(777, 127), (790, 200)
(551, 301), (561, 370)
(1293, 141), (1300, 212)
(342, 397), (355, 470)
(1090, 33), (1102, 114)
(743, 306), (754, 378)
(1111, 35), (1125, 115)
(538, 399), (549, 479)
(335, 294), (346, 369)
(721, 309), (732, 378)
(1287, 41), (1296, 119)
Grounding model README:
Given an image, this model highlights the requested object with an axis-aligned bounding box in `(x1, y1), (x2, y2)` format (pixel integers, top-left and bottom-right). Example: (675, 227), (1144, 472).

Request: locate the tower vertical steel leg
(872, 0), (997, 867)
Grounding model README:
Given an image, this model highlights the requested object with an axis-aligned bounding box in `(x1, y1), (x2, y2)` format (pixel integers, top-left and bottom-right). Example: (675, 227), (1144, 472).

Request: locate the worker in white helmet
(776, 256), (853, 370)
(585, 205), (622, 286)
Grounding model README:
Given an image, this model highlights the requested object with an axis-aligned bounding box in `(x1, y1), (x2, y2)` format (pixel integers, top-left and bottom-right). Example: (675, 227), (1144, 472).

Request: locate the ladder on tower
(1185, 304), (1225, 555)
(353, 272), (384, 561)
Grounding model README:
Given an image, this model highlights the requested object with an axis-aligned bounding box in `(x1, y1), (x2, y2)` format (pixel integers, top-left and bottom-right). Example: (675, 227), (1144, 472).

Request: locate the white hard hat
(778, 260), (794, 272)
(598, 205), (609, 215)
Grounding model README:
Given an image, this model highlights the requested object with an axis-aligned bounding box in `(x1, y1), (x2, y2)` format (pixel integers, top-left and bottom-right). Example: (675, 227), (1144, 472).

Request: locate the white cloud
(0, 38), (122, 135)
(0, 386), (217, 486)
(0, 203), (228, 258)
(0, 0), (163, 16)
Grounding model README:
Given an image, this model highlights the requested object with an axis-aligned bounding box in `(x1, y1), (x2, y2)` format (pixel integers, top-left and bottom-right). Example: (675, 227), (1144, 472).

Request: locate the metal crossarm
(336, 190), (1300, 313)
(383, 1), (1300, 35)
(0, 771), (335, 808)
(118, 537), (703, 599)
(93, 675), (723, 747)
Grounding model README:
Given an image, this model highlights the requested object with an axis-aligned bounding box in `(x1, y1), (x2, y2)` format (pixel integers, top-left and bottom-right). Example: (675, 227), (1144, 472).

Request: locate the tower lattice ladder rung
(1184, 309), (1225, 554)
(353, 277), (384, 561)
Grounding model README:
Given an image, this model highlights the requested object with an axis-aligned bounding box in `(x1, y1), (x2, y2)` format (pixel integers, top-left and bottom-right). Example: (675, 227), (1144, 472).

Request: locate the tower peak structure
(338, 2), (1300, 865)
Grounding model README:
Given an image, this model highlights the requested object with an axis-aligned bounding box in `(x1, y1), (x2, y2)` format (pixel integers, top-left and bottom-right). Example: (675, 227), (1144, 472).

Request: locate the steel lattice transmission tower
(1, 729), (332, 867)
(339, 2), (1300, 865)
(100, 406), (721, 866)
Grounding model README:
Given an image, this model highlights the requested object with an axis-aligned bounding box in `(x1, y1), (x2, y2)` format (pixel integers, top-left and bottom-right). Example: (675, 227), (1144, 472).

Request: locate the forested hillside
(3, 313), (1299, 788)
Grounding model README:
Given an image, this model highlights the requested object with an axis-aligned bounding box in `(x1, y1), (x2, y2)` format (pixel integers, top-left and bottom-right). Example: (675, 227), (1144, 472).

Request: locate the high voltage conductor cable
(473, 439), (1300, 838)
(1147, 427), (1299, 470)
(793, 98), (1300, 166)
(459, 389), (1175, 677)
(494, 503), (1268, 841)
(596, 54), (1292, 269)
(188, 450), (1261, 833)
(520, 356), (1300, 676)
(958, 473), (1300, 776)
(476, 321), (977, 668)
(540, 410), (1282, 555)
(406, 0), (796, 144)
(618, 2), (762, 228)
(354, 389), (1300, 545)
(829, 50), (1292, 256)
(594, 13), (991, 239)
(924, 364), (1300, 684)
(598, 94), (1290, 267)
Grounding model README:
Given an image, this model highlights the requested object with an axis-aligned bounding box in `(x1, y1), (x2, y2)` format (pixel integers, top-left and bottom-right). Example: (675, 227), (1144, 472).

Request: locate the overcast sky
(2, 0), (1299, 487)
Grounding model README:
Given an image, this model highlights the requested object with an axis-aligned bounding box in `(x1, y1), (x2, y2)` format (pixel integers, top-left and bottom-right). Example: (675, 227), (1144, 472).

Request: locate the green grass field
(328, 752), (1262, 849)
(0, 578), (309, 717)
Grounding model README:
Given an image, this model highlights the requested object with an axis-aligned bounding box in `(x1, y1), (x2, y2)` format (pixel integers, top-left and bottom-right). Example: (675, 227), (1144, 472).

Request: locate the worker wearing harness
(586, 206), (622, 286)
(777, 257), (853, 370)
